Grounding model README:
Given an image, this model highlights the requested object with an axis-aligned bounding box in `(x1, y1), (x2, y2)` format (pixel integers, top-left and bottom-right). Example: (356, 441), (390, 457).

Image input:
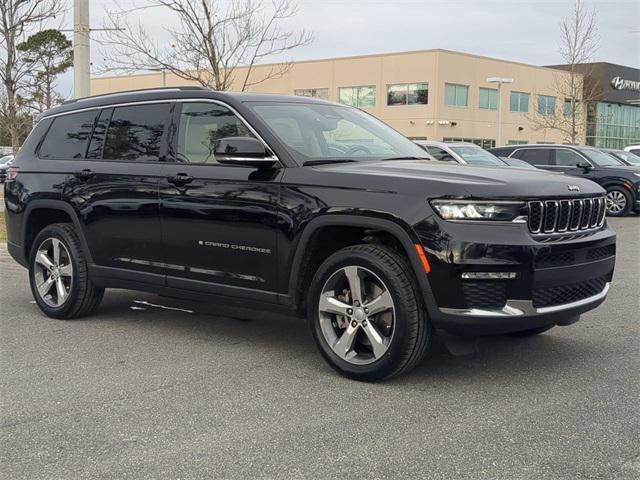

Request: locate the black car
(3, 87), (616, 381)
(490, 144), (640, 217)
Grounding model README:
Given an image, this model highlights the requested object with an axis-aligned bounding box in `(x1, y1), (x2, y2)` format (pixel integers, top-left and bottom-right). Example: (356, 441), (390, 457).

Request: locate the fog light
(461, 272), (518, 280)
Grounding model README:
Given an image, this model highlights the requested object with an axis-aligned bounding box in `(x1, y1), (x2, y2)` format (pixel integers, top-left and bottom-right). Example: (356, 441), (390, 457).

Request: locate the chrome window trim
(40, 97), (281, 165)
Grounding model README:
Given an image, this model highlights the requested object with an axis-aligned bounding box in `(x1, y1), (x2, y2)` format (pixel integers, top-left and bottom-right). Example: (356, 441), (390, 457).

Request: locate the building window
(445, 83), (468, 107)
(339, 86), (376, 108)
(387, 83), (428, 106)
(507, 140), (528, 145)
(563, 98), (577, 117)
(537, 95), (556, 115)
(509, 91), (529, 113)
(479, 87), (498, 110)
(443, 137), (495, 149)
(294, 88), (329, 100)
(586, 101), (640, 149)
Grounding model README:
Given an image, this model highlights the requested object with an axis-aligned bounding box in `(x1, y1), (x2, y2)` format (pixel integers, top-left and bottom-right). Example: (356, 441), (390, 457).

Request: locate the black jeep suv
(490, 144), (640, 217)
(3, 87), (616, 380)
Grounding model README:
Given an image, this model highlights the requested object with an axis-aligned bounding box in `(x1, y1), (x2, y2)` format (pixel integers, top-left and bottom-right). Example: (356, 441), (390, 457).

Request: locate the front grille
(532, 276), (608, 308)
(528, 197), (606, 235)
(463, 282), (507, 310)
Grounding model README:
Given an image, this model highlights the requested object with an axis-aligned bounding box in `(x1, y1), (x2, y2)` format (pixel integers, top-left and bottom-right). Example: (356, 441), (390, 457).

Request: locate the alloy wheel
(318, 266), (395, 365)
(606, 190), (627, 214)
(33, 238), (73, 308)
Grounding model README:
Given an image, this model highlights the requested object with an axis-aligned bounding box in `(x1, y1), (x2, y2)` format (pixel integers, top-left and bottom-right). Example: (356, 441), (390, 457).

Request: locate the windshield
(612, 150), (640, 166)
(579, 148), (624, 166)
(249, 102), (429, 164)
(449, 146), (504, 166)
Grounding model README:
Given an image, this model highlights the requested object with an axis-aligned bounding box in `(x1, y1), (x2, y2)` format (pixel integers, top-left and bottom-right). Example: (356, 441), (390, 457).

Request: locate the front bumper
(414, 216), (616, 335)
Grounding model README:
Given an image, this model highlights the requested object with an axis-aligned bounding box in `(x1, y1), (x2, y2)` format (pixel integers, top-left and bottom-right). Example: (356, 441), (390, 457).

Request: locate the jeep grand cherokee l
(3, 87), (616, 381)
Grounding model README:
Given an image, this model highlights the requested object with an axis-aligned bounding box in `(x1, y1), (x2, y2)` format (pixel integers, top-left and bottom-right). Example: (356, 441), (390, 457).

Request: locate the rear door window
(103, 104), (171, 162)
(513, 148), (552, 165)
(38, 110), (98, 159)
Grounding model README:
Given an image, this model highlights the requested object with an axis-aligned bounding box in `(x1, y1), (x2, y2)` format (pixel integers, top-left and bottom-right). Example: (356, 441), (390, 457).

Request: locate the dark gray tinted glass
(39, 111), (98, 159)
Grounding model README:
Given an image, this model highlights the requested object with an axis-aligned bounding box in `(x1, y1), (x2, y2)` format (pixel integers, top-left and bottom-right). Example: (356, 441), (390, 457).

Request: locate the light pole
(487, 77), (513, 146)
(73, 0), (90, 98)
(145, 68), (167, 87)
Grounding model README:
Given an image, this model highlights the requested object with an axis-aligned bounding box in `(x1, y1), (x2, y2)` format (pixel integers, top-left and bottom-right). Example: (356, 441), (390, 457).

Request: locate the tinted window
(578, 148), (623, 167)
(177, 102), (254, 164)
(86, 108), (112, 159)
(555, 149), (584, 167)
(103, 104), (170, 161)
(514, 148), (551, 165)
(39, 111), (98, 159)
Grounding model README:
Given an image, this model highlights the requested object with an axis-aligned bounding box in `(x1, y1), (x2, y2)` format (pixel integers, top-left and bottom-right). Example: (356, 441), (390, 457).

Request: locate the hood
(597, 164), (640, 173)
(316, 160), (605, 198)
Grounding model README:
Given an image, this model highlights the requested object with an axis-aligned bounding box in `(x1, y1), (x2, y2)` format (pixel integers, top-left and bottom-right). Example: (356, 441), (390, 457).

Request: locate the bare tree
(100, 0), (313, 92)
(0, 0), (64, 152)
(528, 0), (600, 144)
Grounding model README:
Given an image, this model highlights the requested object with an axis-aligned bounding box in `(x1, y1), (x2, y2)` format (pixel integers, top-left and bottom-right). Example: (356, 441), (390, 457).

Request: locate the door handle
(73, 169), (95, 181)
(167, 173), (194, 185)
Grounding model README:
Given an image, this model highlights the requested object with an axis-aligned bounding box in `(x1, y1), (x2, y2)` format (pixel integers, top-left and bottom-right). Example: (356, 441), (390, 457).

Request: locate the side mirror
(576, 161), (592, 170)
(214, 137), (277, 168)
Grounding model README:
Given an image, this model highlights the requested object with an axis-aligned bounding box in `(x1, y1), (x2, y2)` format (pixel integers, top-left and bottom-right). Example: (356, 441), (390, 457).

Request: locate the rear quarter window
(38, 110), (98, 159)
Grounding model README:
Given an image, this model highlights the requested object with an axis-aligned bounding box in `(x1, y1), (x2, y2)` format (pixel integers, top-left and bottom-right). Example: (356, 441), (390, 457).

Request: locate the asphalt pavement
(1, 217), (639, 480)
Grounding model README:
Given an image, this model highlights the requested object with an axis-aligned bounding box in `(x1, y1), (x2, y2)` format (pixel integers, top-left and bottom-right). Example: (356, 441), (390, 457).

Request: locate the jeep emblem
(567, 185), (580, 192)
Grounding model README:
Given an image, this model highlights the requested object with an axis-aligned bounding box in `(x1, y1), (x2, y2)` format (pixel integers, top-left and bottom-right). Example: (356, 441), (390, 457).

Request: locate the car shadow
(91, 289), (598, 387)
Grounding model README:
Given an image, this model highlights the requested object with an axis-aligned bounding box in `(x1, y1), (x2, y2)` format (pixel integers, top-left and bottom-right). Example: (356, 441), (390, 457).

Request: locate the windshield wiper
(382, 156), (433, 161)
(303, 159), (359, 166)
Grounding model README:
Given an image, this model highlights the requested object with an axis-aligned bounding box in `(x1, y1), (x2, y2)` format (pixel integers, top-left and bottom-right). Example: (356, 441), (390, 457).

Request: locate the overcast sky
(54, 0), (639, 97)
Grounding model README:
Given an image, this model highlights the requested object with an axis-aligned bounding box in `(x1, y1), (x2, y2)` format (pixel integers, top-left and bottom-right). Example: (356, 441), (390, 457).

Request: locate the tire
(605, 187), (632, 217)
(506, 325), (555, 337)
(29, 223), (104, 319)
(308, 244), (431, 381)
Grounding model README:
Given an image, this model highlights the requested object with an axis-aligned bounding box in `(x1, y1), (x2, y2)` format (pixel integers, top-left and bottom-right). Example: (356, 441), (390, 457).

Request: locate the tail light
(6, 166), (19, 181)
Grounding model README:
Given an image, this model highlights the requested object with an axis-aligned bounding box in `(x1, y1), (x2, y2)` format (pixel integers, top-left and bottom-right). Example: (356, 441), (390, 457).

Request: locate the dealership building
(90, 49), (640, 149)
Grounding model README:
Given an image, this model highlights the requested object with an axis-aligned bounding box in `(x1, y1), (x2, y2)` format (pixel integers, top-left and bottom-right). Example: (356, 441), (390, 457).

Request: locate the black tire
(506, 325), (555, 337)
(605, 187), (632, 217)
(308, 244), (431, 381)
(29, 223), (104, 319)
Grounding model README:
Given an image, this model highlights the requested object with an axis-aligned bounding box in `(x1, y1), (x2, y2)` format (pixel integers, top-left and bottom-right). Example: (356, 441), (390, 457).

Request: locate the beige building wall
(90, 49), (583, 146)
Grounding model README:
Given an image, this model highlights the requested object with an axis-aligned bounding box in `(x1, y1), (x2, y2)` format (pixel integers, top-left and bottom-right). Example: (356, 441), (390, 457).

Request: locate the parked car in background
(414, 141), (507, 166)
(490, 144), (640, 217)
(624, 145), (640, 156)
(498, 157), (540, 170)
(602, 148), (640, 167)
(0, 154), (15, 183)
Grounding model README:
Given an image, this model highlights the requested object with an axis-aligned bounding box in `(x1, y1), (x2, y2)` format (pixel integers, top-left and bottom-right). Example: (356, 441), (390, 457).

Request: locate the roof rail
(62, 86), (210, 105)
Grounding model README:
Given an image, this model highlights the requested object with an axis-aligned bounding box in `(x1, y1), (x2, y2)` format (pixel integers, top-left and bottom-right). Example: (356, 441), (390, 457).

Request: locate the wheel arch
(22, 200), (94, 266)
(285, 214), (436, 315)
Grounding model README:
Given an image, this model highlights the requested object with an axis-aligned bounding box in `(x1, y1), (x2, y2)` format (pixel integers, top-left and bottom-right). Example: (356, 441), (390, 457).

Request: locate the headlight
(430, 200), (525, 221)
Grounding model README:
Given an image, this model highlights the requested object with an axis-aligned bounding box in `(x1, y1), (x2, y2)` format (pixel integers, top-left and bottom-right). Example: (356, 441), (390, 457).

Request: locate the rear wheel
(29, 223), (104, 319)
(605, 187), (631, 217)
(308, 244), (431, 381)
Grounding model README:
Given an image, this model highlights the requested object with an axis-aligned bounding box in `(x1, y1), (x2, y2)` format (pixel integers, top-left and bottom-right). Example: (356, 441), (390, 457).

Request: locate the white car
(624, 145), (640, 156)
(414, 140), (511, 167)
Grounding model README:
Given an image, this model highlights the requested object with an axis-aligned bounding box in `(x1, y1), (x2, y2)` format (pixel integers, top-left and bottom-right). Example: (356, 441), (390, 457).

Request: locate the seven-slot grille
(527, 197), (606, 234)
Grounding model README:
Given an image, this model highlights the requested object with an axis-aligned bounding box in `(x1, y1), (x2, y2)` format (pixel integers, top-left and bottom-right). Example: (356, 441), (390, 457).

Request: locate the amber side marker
(414, 244), (431, 274)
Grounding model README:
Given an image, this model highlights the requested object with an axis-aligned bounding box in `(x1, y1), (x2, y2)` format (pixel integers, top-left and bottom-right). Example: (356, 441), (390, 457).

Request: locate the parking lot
(0, 217), (638, 480)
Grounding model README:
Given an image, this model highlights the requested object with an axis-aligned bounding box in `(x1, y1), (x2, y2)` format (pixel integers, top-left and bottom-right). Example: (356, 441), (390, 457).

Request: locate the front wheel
(605, 187), (631, 217)
(308, 244), (431, 381)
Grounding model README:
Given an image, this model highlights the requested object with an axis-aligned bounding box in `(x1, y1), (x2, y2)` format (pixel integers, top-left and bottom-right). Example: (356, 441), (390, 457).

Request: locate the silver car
(414, 141), (507, 167)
